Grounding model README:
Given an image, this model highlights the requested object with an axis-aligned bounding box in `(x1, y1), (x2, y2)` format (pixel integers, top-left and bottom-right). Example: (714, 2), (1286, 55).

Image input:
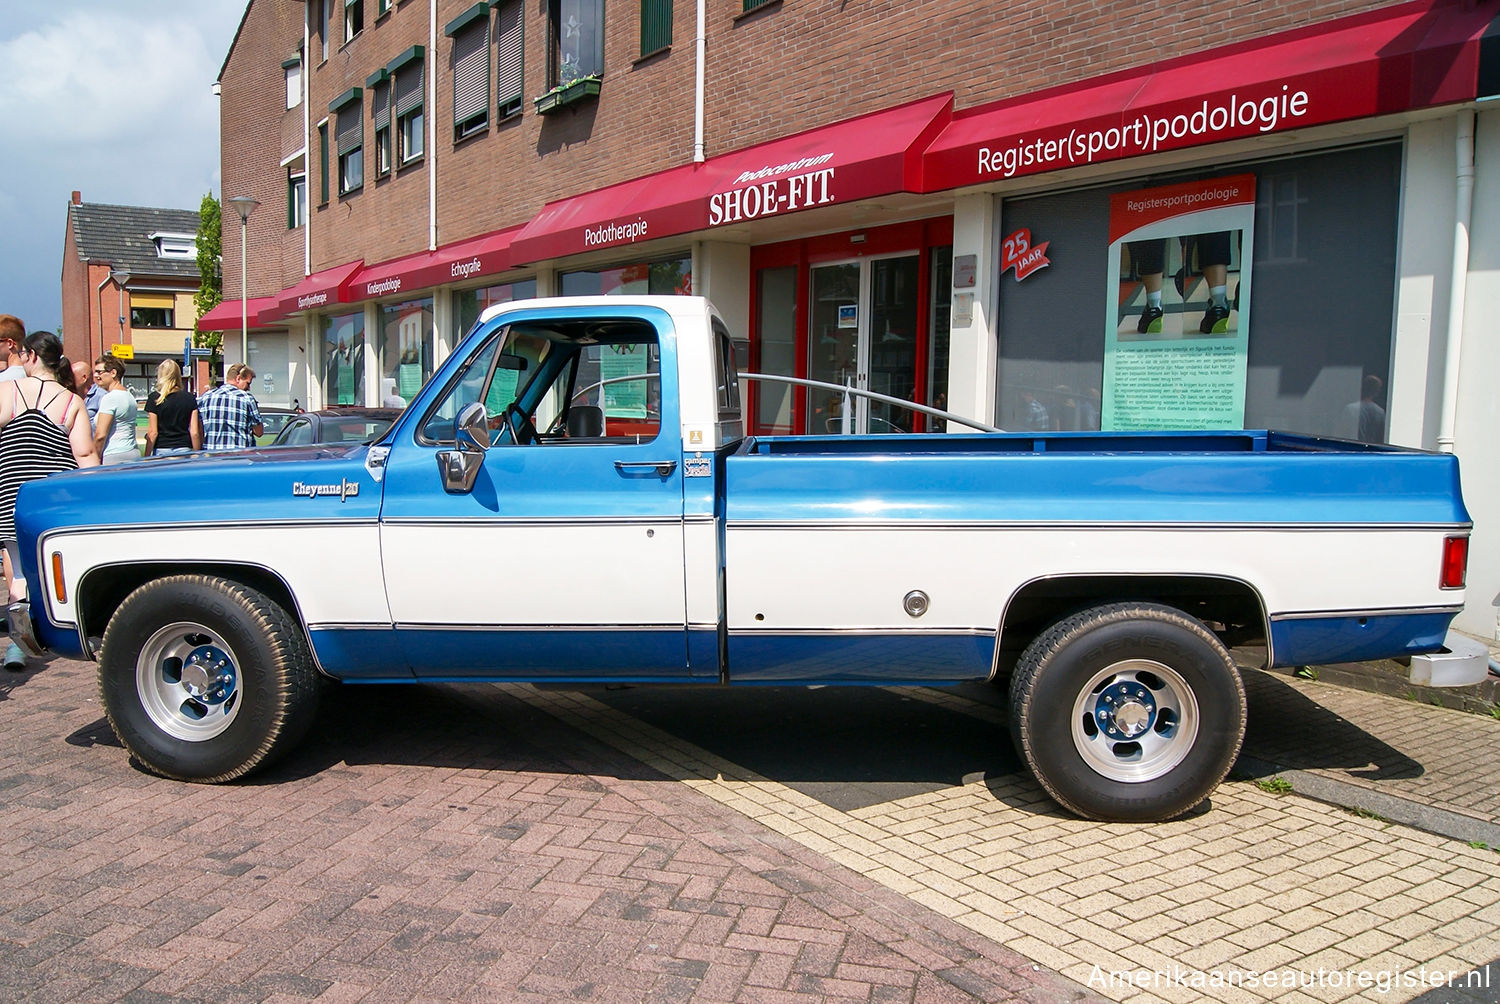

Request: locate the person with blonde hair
(144, 358), (202, 456)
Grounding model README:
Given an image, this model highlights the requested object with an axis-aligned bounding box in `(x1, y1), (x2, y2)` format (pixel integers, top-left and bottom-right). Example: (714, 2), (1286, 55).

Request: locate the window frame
(547, 0), (603, 89)
(388, 46), (426, 167)
(495, 0), (525, 120)
(639, 0), (671, 58)
(344, 0), (364, 42)
(448, 6), (491, 141)
(331, 88), (364, 195)
(288, 170), (308, 228)
(317, 120), (330, 205)
(284, 56), (303, 109)
(368, 68), (392, 178)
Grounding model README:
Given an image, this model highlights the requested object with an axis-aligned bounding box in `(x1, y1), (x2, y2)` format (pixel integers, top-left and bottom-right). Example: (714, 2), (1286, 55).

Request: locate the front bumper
(7, 601), (45, 659)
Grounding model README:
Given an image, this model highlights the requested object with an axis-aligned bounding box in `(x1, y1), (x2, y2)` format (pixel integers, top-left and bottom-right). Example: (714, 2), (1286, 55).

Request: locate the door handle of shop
(614, 460), (678, 477)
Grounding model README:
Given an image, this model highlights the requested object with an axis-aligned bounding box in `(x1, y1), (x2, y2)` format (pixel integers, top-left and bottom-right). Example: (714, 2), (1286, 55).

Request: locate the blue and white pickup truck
(10, 296), (1481, 822)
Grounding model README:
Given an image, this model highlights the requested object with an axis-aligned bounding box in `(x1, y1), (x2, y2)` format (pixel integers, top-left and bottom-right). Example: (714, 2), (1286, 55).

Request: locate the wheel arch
(75, 560), (321, 672)
(994, 573), (1271, 680)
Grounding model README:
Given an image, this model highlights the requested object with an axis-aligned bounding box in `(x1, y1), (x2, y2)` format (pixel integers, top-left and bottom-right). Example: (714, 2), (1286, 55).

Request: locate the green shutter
(640, 0), (671, 56)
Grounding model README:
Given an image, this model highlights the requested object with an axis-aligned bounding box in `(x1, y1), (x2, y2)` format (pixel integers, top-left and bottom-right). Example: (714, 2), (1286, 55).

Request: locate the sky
(0, 0), (248, 334)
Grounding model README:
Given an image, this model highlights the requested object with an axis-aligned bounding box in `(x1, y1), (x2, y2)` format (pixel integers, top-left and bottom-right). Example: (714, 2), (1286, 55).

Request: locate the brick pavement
(0, 657), (1094, 1003)
(513, 682), (1500, 1004)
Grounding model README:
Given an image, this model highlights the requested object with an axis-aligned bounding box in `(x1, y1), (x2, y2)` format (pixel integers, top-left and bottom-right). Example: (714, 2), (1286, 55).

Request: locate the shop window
(284, 57), (302, 109)
(640, 0), (671, 56)
(378, 296), (435, 409)
(753, 265), (796, 434)
(926, 247), (952, 430)
(495, 0), (524, 118)
(287, 171), (307, 228)
(344, 0), (364, 42)
(548, 0), (602, 88)
(993, 143), (1400, 443)
(452, 279), (538, 342)
(321, 310), (366, 406)
(560, 256), (690, 296)
(449, 10), (490, 139)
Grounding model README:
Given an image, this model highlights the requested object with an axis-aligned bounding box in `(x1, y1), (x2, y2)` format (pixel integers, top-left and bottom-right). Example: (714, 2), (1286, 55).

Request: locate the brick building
(212, 0), (1500, 640)
(60, 192), (204, 395)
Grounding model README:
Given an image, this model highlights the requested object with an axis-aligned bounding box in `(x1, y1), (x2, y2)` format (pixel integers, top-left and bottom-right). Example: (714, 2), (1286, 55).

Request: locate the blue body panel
(726, 633), (997, 683)
(1268, 613), (1454, 667)
(724, 431), (1469, 526)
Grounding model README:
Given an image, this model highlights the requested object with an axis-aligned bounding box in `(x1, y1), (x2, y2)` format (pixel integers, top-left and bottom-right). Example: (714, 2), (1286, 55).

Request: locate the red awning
(922, 0), (1498, 191)
(509, 93), (954, 263)
(345, 226), (521, 303)
(196, 296), (280, 332)
(263, 260), (363, 320)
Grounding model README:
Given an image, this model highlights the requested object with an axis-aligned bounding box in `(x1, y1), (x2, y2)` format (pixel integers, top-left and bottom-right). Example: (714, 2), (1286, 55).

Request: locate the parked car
(257, 407), (299, 446)
(270, 407), (402, 446)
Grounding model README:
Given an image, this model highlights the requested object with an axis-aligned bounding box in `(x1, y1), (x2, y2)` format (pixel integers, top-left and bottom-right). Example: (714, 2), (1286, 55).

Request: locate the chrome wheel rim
(136, 621), (242, 742)
(1070, 658), (1199, 783)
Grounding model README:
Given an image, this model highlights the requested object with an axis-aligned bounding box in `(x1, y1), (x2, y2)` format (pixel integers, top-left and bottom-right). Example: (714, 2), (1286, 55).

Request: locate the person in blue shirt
(198, 363), (264, 450)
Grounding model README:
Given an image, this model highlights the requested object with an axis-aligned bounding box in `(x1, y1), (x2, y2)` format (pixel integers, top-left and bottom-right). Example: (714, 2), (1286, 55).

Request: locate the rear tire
(1009, 602), (1245, 822)
(99, 575), (320, 782)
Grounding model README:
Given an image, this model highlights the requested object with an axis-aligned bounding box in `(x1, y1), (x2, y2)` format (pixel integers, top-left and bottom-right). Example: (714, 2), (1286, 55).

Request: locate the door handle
(614, 460), (678, 477)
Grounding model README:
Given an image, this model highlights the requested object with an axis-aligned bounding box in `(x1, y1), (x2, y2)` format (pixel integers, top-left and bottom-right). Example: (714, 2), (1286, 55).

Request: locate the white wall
(947, 193), (998, 428)
(1452, 106), (1500, 640)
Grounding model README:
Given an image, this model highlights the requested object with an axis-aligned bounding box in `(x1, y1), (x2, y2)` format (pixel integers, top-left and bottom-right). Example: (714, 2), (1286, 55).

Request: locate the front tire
(1009, 602), (1246, 822)
(99, 575), (320, 782)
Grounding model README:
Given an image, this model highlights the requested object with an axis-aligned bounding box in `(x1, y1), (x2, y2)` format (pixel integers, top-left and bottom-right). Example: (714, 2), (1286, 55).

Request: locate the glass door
(806, 255), (919, 434)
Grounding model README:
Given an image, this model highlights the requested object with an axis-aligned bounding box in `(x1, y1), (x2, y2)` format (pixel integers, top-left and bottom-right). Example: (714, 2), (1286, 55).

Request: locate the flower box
(534, 76), (601, 115)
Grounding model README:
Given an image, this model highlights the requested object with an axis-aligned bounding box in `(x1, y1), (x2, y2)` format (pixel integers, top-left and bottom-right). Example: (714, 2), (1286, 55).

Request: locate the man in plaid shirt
(199, 363), (265, 450)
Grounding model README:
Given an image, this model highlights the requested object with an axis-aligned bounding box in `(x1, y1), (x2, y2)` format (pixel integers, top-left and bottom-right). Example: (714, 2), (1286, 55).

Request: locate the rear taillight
(1440, 536), (1469, 589)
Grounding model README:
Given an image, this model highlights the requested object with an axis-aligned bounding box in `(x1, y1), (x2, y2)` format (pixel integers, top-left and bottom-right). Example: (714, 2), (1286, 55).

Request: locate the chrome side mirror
(437, 402), (490, 493)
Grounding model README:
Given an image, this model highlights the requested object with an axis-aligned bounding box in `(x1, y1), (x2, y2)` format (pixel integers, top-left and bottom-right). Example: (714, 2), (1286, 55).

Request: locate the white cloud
(0, 13), (220, 145)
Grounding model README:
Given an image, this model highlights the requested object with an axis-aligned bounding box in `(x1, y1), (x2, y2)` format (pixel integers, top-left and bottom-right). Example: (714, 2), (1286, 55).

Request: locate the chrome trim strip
(726, 626), (996, 637)
(41, 520), (380, 539)
(725, 520), (1472, 533)
(388, 622), (688, 632)
(380, 516), (685, 529)
(1269, 606), (1463, 621)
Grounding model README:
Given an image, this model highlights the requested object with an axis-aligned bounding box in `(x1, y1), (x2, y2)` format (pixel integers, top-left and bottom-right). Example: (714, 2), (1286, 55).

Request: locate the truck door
(377, 306), (690, 679)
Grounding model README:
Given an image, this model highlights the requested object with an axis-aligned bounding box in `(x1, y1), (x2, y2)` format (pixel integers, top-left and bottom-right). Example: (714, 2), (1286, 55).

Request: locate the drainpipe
(693, 0), (705, 162)
(429, 0), (438, 250)
(304, 6), (311, 277)
(1436, 108), (1474, 453)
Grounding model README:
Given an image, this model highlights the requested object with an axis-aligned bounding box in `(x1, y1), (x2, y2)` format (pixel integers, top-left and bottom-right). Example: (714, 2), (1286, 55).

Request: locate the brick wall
(59, 212), (92, 363)
(221, 0), (1398, 284)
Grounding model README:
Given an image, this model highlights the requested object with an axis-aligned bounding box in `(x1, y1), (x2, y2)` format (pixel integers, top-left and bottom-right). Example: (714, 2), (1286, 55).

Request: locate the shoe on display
(1137, 305), (1164, 334)
(1200, 304), (1231, 334)
(4, 641), (25, 673)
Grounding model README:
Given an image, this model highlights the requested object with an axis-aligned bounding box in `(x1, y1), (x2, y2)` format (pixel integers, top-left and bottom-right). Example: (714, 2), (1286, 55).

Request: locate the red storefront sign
(509, 93), (953, 262)
(346, 226), (519, 303)
(922, 0), (1497, 192)
(264, 261), (363, 320)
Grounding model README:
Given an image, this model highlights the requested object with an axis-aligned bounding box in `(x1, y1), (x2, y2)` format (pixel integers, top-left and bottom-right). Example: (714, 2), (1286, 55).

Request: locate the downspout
(693, 0), (705, 162)
(304, 6), (311, 277)
(429, 0), (438, 250)
(1437, 108), (1474, 453)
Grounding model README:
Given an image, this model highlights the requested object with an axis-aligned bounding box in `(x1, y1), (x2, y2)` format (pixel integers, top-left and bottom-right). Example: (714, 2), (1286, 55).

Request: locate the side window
(282, 419), (314, 445)
(711, 317), (741, 419)
(564, 339), (661, 442)
(420, 327), (552, 442)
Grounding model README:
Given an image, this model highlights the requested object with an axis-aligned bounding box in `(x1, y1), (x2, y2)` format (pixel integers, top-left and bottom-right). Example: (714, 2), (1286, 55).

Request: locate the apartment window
(151, 233), (197, 259)
(369, 69), (391, 176)
(332, 88), (363, 194)
(344, 0), (364, 41)
(496, 0), (524, 119)
(284, 57), (302, 109)
(288, 171), (307, 228)
(317, 0), (329, 60)
(447, 5), (490, 139)
(130, 296), (175, 329)
(389, 47), (425, 165)
(741, 0), (776, 10)
(317, 121), (330, 205)
(549, 0), (601, 87)
(377, 0), (392, 14)
(640, 0), (671, 56)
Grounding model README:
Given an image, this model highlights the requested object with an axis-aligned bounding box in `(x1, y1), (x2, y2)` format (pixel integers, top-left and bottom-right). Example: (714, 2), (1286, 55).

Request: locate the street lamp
(227, 195), (260, 369)
(109, 268), (131, 349)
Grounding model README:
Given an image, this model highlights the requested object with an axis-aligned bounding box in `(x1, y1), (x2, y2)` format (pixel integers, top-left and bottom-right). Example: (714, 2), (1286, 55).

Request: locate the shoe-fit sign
(1101, 175), (1255, 431)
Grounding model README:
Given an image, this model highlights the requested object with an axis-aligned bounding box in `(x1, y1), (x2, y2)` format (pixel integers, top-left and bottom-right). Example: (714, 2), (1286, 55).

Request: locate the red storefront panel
(922, 0), (1497, 192)
(346, 226), (521, 303)
(264, 261), (363, 321)
(510, 94), (954, 263)
(196, 296), (280, 331)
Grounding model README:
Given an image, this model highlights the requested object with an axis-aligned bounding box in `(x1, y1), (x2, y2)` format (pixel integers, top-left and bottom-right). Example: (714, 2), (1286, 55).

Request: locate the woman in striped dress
(0, 330), (99, 670)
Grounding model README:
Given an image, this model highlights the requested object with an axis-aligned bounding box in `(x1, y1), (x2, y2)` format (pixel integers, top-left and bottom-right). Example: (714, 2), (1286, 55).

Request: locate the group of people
(0, 313), (266, 672)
